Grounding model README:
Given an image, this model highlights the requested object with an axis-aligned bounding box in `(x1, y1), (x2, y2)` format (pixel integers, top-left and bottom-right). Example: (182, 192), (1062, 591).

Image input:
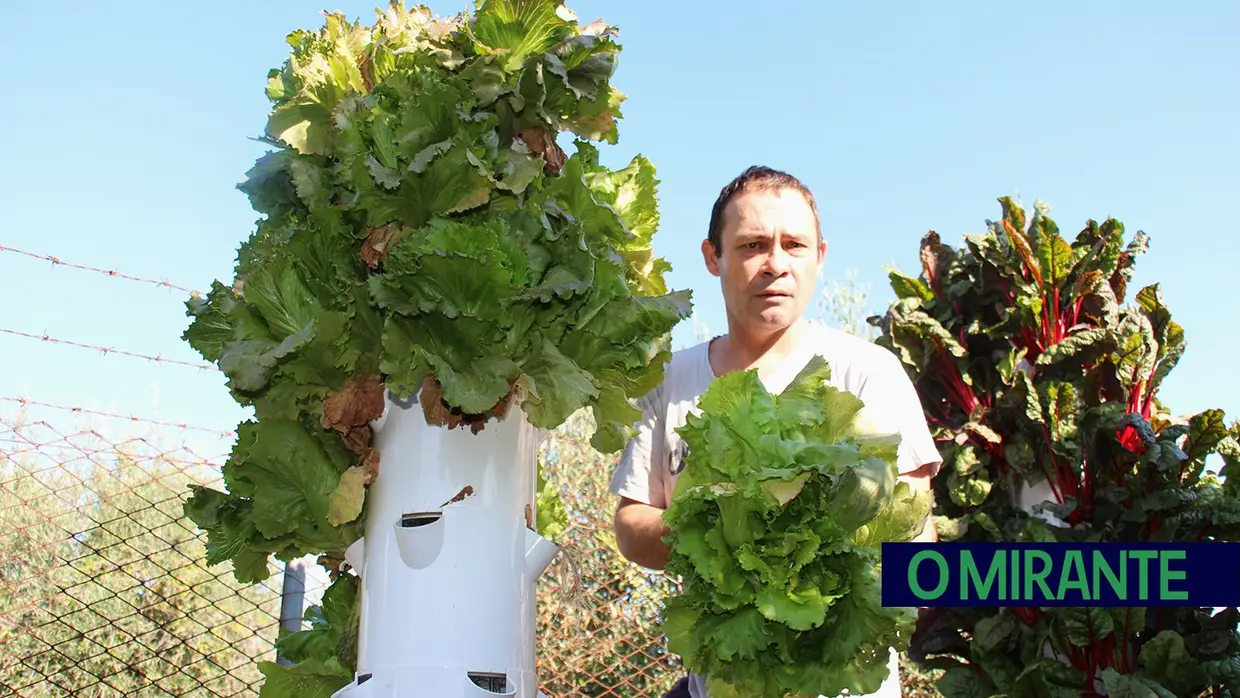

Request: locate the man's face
(702, 187), (826, 335)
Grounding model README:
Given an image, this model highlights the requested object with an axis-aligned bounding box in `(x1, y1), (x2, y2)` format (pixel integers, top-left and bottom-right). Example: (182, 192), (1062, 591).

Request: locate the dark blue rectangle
(881, 542), (1240, 607)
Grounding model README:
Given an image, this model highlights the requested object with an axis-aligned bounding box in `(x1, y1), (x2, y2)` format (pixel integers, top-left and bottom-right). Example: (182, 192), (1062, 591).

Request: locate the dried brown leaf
(517, 127), (566, 174)
(322, 375), (386, 453)
(442, 486), (476, 507)
(337, 425), (371, 455)
(361, 222), (407, 268)
(419, 375), (516, 434)
(360, 447), (381, 484)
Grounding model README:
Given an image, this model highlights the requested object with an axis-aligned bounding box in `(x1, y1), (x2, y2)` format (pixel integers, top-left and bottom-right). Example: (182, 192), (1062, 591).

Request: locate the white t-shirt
(608, 320), (943, 698)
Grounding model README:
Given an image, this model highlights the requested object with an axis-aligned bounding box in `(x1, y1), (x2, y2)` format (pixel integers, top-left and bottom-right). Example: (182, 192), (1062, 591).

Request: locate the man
(608, 166), (942, 698)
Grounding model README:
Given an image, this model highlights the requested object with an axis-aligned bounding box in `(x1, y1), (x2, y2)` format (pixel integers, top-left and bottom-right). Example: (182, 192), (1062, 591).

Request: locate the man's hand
(614, 497), (672, 570)
(899, 462), (938, 543)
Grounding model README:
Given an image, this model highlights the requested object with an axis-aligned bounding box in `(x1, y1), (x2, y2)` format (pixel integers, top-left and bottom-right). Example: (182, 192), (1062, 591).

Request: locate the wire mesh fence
(0, 414), (286, 697)
(535, 411), (683, 698)
(0, 404), (683, 698)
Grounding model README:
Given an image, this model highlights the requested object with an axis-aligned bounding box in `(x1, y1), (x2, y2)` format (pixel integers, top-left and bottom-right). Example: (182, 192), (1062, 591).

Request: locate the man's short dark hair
(706, 165), (821, 255)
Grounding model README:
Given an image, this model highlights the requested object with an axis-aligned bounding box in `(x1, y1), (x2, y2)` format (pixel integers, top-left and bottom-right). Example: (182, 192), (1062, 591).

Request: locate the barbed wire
(0, 327), (217, 371)
(0, 242), (201, 296)
(0, 243), (644, 454)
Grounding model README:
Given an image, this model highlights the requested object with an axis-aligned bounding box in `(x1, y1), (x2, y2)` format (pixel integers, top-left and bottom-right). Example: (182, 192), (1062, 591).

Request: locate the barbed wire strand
(0, 244), (654, 448)
(0, 327), (217, 372)
(0, 242), (201, 297)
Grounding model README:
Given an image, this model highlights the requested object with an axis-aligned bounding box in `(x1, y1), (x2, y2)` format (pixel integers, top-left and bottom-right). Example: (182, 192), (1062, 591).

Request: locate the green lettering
(1160, 550), (1188, 601)
(1011, 548), (1020, 600)
(1059, 550), (1089, 601)
(909, 550), (948, 600)
(1093, 550), (1126, 600)
(962, 550), (1005, 601)
(1129, 551), (1157, 600)
(1024, 550), (1055, 601)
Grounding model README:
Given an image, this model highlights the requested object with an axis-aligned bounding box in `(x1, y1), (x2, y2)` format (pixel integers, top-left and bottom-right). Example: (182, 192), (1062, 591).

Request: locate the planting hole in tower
(467, 671), (510, 693)
(399, 511), (441, 528)
(393, 509), (446, 569)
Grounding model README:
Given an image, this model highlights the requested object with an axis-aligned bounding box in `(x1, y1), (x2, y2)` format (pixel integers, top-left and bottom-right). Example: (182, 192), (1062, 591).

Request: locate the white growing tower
(332, 390), (558, 698)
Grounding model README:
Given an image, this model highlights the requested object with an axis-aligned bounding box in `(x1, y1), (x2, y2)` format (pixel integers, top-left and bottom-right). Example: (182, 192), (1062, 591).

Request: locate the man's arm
(614, 497), (672, 570)
(608, 386), (671, 569)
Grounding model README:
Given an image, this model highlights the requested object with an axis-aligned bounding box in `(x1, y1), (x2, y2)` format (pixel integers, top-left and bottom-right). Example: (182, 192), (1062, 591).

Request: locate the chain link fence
(535, 411), (682, 698)
(0, 413), (285, 697)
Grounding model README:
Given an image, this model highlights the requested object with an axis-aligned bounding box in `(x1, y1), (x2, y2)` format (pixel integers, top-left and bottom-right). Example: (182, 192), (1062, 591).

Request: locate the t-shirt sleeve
(609, 386), (667, 507)
(859, 352), (944, 478)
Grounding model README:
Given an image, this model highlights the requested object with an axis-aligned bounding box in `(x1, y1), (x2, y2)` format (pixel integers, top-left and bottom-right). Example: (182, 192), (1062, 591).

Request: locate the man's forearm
(614, 498), (672, 570)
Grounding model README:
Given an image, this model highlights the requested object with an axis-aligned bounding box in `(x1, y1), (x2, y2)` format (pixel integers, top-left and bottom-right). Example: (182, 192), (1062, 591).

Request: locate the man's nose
(763, 247), (791, 276)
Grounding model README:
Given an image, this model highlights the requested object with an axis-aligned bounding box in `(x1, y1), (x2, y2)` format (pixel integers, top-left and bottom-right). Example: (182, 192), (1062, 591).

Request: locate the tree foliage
(815, 268), (877, 341)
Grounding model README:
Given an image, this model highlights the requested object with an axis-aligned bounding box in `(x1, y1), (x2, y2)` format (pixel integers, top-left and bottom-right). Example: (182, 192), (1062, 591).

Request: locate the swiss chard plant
(869, 197), (1240, 697)
(179, 1), (689, 695)
(660, 356), (933, 698)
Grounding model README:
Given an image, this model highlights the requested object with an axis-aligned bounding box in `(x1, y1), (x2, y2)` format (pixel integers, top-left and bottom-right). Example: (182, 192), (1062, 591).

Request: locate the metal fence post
(277, 557), (307, 666)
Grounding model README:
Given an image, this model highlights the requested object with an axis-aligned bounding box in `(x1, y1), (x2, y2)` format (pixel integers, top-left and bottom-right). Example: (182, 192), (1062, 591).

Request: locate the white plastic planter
(331, 389), (559, 698)
(1015, 477), (1068, 527)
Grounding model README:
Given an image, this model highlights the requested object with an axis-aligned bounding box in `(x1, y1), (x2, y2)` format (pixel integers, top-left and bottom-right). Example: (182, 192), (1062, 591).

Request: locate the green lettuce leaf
(535, 460), (568, 542)
(182, 417), (362, 583)
(275, 573), (360, 668)
(257, 657), (353, 698)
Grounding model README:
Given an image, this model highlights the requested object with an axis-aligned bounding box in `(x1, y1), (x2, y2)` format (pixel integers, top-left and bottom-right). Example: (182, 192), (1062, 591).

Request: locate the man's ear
(701, 238), (721, 277)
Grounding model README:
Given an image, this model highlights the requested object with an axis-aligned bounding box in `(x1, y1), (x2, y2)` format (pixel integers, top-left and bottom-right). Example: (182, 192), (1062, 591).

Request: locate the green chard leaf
(886, 267), (935, 303)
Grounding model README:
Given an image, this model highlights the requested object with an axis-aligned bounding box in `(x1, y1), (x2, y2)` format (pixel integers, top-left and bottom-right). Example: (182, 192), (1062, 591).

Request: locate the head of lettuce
(659, 355), (933, 698)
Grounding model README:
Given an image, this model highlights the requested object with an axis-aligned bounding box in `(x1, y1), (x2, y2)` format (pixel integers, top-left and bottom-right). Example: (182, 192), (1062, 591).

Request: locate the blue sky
(1, 0), (1237, 458)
